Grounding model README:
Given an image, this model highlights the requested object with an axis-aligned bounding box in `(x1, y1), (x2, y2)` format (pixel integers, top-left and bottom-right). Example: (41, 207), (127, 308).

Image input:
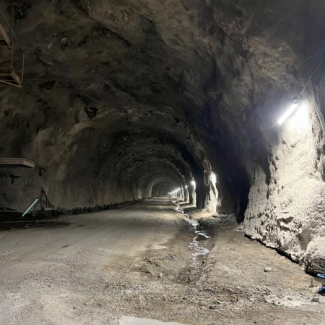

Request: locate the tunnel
(0, 1), (325, 324)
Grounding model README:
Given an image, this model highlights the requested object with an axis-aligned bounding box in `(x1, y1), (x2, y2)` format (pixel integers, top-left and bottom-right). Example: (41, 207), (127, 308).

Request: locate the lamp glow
(190, 180), (196, 190)
(209, 172), (217, 184)
(277, 103), (299, 125)
(169, 188), (179, 196)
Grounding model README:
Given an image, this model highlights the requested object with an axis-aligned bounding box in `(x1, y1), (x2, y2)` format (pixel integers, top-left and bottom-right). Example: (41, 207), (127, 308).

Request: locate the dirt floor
(0, 198), (323, 325)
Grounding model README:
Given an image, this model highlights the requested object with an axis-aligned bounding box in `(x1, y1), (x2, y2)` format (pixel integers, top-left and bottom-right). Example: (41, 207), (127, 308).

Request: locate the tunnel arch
(1, 0), (325, 278)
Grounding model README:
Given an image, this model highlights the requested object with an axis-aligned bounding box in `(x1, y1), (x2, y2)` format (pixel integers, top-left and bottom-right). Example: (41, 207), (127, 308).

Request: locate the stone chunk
(302, 237), (325, 274)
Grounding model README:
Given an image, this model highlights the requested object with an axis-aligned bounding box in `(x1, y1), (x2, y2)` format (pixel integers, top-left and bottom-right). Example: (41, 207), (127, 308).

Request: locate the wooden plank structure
(0, 23), (11, 47)
(0, 158), (36, 168)
(39, 189), (55, 214)
(0, 189), (55, 215)
(0, 10), (24, 88)
(0, 65), (22, 87)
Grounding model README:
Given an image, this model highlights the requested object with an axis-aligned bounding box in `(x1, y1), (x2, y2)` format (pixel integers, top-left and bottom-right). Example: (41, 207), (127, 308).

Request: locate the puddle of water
(195, 231), (210, 239)
(119, 316), (188, 325)
(182, 214), (199, 227)
(171, 200), (210, 266)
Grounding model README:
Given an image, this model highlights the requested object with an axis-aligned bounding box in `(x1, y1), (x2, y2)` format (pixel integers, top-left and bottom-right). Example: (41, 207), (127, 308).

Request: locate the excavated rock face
(0, 0), (325, 271)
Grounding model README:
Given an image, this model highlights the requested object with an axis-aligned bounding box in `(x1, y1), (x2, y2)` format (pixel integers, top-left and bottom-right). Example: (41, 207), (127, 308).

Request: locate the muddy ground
(0, 198), (323, 325)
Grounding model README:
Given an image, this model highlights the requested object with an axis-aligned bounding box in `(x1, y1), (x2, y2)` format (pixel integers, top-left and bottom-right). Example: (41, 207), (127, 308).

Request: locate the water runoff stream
(172, 200), (211, 266)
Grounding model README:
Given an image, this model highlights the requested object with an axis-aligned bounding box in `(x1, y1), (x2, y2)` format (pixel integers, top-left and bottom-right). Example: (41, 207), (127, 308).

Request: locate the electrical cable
(300, 47), (325, 65)
(297, 56), (325, 100)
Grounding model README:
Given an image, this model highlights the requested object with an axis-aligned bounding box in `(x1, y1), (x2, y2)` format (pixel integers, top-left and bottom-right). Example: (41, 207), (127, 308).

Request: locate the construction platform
(0, 158), (36, 168)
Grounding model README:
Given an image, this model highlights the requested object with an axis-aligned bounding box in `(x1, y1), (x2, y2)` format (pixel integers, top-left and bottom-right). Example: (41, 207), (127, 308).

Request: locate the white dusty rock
(244, 101), (325, 273)
(301, 237), (325, 274)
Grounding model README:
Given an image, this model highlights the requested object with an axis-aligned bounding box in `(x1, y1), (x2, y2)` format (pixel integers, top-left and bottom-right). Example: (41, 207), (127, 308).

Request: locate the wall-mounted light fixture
(277, 101), (299, 125)
(277, 99), (310, 133)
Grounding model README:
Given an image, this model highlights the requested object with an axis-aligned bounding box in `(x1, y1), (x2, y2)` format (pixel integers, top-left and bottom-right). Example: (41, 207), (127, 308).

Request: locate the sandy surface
(0, 198), (323, 325)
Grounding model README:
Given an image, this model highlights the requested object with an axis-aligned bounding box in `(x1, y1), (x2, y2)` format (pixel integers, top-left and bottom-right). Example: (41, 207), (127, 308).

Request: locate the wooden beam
(0, 158), (36, 168)
(0, 68), (22, 87)
(0, 23), (11, 47)
(11, 69), (21, 85)
(0, 80), (22, 88)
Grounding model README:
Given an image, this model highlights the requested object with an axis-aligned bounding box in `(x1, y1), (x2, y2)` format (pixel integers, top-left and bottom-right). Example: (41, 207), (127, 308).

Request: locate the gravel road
(0, 198), (187, 325)
(0, 198), (323, 325)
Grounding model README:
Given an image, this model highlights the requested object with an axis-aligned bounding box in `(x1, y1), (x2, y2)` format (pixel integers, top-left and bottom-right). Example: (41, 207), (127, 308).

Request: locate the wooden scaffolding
(0, 9), (24, 88)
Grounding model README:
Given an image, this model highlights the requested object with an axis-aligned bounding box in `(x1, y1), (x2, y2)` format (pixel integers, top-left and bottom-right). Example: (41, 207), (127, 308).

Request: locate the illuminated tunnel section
(152, 181), (175, 197)
(34, 122), (211, 210)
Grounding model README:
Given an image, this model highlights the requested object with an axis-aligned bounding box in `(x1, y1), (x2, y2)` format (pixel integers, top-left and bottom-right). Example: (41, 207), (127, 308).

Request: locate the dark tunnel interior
(1, 0), (325, 287)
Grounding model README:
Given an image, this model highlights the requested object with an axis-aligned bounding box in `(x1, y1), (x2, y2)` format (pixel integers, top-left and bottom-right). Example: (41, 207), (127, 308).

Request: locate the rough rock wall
(244, 96), (325, 272)
(0, 0), (248, 212)
(0, 167), (45, 211)
(0, 0), (210, 210)
(238, 0), (325, 273)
